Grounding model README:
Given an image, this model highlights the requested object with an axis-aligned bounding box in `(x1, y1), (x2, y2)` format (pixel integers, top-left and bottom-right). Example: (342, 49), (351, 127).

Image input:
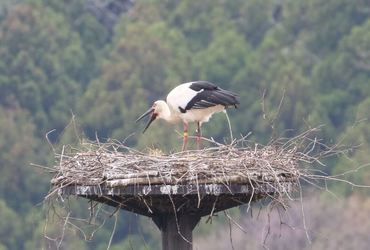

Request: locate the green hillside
(0, 0), (369, 249)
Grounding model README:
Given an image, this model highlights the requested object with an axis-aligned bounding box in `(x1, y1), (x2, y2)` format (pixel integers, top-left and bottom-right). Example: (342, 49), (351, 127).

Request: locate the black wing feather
(184, 81), (239, 111)
(188, 81), (218, 91)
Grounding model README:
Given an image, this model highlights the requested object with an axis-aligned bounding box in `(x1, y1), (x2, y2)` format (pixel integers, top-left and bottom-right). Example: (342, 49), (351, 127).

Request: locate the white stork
(136, 81), (239, 150)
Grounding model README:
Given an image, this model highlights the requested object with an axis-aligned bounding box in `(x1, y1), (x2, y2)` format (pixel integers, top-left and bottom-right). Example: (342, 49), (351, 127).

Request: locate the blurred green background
(0, 0), (369, 249)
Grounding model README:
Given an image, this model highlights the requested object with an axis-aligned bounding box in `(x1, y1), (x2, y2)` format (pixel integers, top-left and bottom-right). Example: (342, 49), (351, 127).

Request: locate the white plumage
(136, 81), (239, 150)
(166, 82), (225, 123)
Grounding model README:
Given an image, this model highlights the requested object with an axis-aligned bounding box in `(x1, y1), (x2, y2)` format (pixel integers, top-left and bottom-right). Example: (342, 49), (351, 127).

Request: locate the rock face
(86, 0), (135, 32)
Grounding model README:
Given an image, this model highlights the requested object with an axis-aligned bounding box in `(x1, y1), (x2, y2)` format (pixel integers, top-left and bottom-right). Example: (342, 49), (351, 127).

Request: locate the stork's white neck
(155, 100), (179, 123)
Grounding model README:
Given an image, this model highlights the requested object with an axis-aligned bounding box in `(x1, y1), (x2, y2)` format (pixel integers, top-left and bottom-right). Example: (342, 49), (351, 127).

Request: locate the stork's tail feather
(182, 83), (240, 111)
(216, 88), (239, 108)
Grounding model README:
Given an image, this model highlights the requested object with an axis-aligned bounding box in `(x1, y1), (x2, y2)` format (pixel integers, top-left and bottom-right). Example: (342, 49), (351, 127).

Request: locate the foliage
(195, 195), (370, 250)
(0, 0), (369, 248)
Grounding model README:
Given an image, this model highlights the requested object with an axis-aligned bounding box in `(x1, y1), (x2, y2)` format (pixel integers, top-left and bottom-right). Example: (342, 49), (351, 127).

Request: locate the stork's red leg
(196, 122), (202, 150)
(182, 122), (189, 151)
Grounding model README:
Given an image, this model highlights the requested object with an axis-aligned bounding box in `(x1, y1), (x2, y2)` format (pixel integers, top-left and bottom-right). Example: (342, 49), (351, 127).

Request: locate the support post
(152, 214), (201, 250)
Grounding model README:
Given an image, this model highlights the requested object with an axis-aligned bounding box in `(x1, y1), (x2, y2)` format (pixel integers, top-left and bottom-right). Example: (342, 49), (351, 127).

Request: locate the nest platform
(50, 142), (301, 250)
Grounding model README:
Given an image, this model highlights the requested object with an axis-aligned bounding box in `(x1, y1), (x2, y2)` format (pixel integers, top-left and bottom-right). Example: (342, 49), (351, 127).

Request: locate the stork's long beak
(136, 108), (157, 133)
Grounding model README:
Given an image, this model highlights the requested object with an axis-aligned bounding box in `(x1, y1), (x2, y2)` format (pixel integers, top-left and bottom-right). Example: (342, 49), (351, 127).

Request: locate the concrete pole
(153, 214), (201, 250)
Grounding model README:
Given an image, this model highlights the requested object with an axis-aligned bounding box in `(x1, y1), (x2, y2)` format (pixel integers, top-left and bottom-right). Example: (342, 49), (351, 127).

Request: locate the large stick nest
(44, 129), (353, 248)
(51, 140), (307, 192)
(43, 129), (357, 249)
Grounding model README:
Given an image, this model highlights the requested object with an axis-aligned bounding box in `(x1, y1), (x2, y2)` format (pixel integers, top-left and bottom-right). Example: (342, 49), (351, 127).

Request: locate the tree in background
(79, 3), (192, 149)
(0, 3), (83, 133)
(0, 0), (369, 248)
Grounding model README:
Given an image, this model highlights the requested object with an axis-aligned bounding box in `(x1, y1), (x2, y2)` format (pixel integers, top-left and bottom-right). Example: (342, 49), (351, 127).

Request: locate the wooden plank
(61, 182), (293, 196)
(59, 183), (293, 217)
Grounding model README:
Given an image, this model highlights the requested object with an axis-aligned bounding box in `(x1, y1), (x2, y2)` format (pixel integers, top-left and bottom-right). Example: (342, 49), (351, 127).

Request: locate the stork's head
(135, 100), (167, 133)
